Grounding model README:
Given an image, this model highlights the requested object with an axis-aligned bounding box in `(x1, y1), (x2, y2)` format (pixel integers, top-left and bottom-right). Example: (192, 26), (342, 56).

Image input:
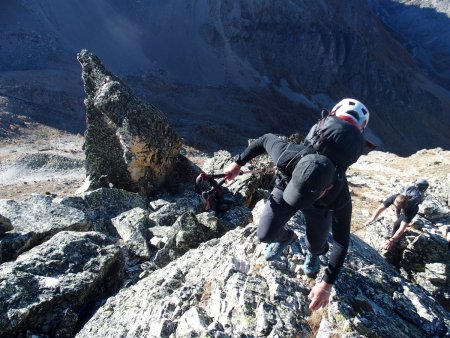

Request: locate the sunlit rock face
(0, 144), (449, 337)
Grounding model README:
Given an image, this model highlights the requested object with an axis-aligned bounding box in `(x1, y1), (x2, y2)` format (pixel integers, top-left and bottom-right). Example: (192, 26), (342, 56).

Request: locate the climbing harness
(195, 167), (276, 211)
(195, 172), (227, 211)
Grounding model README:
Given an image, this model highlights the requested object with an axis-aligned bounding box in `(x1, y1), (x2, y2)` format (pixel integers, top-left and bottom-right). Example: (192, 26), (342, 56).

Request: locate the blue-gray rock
(152, 211), (216, 268)
(0, 232), (34, 264)
(76, 199), (449, 337)
(148, 191), (204, 227)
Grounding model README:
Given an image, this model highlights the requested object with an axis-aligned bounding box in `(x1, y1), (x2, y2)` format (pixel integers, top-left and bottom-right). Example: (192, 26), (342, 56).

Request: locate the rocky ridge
(0, 145), (449, 337)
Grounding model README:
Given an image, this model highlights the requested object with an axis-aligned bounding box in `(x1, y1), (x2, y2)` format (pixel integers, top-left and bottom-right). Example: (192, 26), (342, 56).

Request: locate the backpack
(303, 111), (365, 172)
(402, 186), (424, 207)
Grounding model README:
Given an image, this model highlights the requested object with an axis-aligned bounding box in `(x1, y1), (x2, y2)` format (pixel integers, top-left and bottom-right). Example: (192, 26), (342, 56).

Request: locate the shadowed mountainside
(0, 0), (449, 155)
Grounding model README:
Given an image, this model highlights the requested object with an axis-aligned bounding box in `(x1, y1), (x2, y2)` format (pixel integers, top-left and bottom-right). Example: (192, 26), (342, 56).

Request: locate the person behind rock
(224, 98), (369, 311)
(363, 178), (429, 250)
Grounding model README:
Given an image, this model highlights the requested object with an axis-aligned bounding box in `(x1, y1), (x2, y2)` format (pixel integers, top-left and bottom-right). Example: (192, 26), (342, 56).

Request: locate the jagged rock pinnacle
(77, 50), (181, 195)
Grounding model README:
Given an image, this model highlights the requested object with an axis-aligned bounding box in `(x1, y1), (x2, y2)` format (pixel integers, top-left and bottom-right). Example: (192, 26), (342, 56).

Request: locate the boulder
(58, 188), (148, 236)
(111, 207), (153, 259)
(0, 232), (34, 264)
(148, 190), (205, 227)
(419, 197), (450, 221)
(401, 234), (449, 272)
(151, 204), (252, 268)
(0, 194), (88, 261)
(0, 231), (124, 337)
(152, 211), (216, 268)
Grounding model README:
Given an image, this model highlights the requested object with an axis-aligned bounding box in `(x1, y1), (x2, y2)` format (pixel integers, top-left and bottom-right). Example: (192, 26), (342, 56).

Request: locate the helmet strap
(320, 109), (330, 119)
(361, 120), (367, 130)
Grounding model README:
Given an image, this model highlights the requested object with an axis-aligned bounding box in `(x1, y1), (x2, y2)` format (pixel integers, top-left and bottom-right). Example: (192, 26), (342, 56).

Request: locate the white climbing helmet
(415, 178), (429, 192)
(332, 98), (370, 131)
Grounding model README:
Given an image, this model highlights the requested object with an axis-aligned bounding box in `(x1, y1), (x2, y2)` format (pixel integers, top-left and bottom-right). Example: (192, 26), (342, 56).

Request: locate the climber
(224, 98), (370, 311)
(363, 178), (429, 250)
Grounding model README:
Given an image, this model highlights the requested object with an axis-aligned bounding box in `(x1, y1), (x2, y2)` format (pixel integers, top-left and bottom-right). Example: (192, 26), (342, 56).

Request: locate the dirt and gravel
(0, 123), (86, 200)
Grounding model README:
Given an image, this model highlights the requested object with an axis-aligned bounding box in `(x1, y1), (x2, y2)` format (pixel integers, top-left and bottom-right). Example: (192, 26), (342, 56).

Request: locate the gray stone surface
(0, 140), (449, 337)
(0, 232), (34, 263)
(148, 191), (205, 227)
(419, 196), (450, 221)
(77, 202), (449, 337)
(152, 211), (216, 268)
(0, 194), (87, 234)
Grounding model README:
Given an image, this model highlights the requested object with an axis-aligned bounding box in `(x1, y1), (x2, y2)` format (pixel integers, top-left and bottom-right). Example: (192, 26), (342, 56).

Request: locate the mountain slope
(0, 0), (449, 154)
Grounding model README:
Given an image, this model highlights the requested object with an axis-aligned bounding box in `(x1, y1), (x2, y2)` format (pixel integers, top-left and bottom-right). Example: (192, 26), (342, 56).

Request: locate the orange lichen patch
(127, 141), (153, 181)
(128, 140), (177, 187)
(251, 263), (264, 275)
(306, 306), (326, 337)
